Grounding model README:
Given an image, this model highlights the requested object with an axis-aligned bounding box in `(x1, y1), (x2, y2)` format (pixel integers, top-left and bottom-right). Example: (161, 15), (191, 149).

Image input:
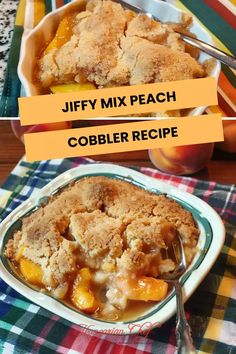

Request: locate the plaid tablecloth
(0, 0), (235, 117)
(0, 156), (235, 354)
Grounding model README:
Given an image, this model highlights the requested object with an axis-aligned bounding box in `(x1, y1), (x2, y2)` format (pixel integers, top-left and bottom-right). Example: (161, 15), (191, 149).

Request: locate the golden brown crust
(5, 231), (22, 259)
(38, 0), (205, 88)
(70, 210), (124, 259)
(125, 217), (176, 251)
(5, 176), (199, 288)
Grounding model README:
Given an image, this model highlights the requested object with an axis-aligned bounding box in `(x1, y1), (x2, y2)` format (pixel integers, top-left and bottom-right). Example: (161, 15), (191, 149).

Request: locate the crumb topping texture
(5, 176), (199, 290)
(38, 0), (205, 88)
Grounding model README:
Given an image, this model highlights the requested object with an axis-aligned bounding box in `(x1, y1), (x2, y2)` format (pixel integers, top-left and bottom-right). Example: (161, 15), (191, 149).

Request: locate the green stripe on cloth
(0, 175), (24, 192)
(0, 26), (24, 117)
(45, 0), (52, 14)
(179, 0), (236, 55)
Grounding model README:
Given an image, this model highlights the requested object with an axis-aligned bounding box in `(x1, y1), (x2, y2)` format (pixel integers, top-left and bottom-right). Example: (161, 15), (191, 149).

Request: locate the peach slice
(44, 14), (75, 54)
(117, 276), (168, 302)
(50, 83), (96, 94)
(72, 287), (98, 313)
(77, 267), (92, 285)
(71, 268), (99, 314)
(19, 258), (43, 286)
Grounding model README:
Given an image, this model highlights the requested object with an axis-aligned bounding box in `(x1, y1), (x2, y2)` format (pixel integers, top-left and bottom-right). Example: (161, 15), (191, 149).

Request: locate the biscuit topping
(38, 0), (205, 88)
(5, 176), (199, 321)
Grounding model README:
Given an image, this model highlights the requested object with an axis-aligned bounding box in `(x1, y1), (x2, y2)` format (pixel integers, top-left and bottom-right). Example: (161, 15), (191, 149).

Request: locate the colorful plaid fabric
(0, 0), (235, 117)
(0, 156), (235, 354)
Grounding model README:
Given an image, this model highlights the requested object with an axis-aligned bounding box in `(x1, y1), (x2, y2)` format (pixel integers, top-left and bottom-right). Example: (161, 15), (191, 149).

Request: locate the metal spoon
(116, 0), (236, 69)
(161, 234), (196, 354)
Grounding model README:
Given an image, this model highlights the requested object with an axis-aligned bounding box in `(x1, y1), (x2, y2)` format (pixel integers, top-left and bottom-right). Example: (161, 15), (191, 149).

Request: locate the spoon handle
(174, 280), (196, 354)
(180, 34), (236, 69)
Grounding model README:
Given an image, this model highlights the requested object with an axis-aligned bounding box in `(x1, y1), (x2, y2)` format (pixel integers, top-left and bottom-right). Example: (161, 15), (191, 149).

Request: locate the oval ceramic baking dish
(0, 164), (225, 334)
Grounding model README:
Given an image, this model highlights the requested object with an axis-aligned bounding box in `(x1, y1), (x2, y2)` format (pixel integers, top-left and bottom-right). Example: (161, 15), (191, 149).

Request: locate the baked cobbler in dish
(5, 176), (199, 321)
(39, 0), (205, 86)
(35, 0), (210, 117)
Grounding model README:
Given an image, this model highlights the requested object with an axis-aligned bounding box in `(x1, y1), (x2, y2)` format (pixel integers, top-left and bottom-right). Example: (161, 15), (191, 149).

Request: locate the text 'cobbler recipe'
(68, 127), (178, 148)
(24, 115), (223, 162)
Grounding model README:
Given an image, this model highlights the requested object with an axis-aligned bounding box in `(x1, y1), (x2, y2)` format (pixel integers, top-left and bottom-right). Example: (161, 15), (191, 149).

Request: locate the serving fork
(161, 234), (196, 354)
(116, 0), (236, 69)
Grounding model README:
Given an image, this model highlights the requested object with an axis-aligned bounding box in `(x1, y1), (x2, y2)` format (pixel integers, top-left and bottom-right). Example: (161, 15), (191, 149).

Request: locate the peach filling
(116, 275), (168, 302)
(14, 249), (168, 318)
(19, 258), (43, 286)
(71, 268), (100, 314)
(44, 14), (75, 54)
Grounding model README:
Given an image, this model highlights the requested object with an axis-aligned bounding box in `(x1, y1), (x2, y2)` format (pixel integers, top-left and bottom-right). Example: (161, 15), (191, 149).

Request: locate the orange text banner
(24, 114), (223, 162)
(19, 78), (218, 125)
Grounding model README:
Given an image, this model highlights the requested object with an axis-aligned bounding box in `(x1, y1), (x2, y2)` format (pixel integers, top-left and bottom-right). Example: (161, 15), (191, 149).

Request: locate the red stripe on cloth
(83, 335), (110, 354)
(58, 327), (151, 354)
(203, 182), (216, 203)
(91, 340), (115, 354)
(204, 0), (236, 30)
(218, 93), (236, 116)
(57, 327), (93, 352)
(165, 326), (177, 354)
(83, 337), (151, 354)
(219, 72), (236, 104)
(140, 167), (198, 194)
(111, 345), (139, 354)
(56, 0), (65, 8)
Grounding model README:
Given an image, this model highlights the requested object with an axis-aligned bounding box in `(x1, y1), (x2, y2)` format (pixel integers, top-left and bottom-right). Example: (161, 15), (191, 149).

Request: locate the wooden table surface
(0, 120), (236, 185)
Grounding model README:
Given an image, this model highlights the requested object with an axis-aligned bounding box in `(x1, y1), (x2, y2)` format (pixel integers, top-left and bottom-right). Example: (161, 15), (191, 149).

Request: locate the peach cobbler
(36, 0), (209, 116)
(5, 176), (199, 321)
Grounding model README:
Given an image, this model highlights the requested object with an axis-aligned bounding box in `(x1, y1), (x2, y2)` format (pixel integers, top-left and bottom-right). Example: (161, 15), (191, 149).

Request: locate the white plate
(18, 0), (221, 116)
(0, 164), (225, 334)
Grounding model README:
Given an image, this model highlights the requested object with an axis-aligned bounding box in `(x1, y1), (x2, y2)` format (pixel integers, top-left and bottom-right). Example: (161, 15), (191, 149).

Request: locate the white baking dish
(0, 163), (225, 334)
